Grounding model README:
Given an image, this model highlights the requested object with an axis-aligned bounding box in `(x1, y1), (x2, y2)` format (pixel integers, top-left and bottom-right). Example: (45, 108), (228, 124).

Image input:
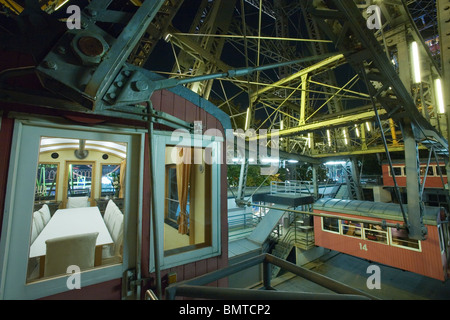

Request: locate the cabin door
(0, 119), (145, 300)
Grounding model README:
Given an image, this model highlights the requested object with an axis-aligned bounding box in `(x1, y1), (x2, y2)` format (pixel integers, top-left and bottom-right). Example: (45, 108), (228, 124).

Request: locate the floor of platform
(271, 250), (450, 300)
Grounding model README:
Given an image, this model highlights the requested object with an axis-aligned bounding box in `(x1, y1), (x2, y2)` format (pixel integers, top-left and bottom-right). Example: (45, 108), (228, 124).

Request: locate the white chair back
(103, 200), (117, 231)
(39, 204), (51, 225)
(67, 196), (90, 208)
(30, 219), (38, 244)
(102, 202), (124, 260)
(33, 211), (45, 234)
(44, 232), (99, 277)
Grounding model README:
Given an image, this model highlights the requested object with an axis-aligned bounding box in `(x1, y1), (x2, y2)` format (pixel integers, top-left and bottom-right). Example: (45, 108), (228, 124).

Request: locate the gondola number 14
(359, 243), (368, 251)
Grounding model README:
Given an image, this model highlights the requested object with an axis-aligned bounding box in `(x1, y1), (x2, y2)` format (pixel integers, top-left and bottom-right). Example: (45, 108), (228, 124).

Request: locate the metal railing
(164, 253), (379, 300)
(270, 180), (313, 195)
(228, 210), (266, 241)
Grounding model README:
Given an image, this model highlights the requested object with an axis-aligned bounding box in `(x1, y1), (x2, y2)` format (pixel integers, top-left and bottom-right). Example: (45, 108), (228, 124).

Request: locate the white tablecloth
(29, 206), (113, 258)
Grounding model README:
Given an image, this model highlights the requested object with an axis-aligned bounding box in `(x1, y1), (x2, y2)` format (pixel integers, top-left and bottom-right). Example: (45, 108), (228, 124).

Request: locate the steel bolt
(43, 60), (57, 70)
(134, 80), (149, 92)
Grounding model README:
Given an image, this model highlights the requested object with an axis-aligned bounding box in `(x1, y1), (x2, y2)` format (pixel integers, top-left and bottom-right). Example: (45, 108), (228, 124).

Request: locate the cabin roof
(313, 198), (444, 226)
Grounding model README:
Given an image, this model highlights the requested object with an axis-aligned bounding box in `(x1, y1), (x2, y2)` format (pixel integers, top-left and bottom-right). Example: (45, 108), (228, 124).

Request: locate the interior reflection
(27, 137), (126, 283)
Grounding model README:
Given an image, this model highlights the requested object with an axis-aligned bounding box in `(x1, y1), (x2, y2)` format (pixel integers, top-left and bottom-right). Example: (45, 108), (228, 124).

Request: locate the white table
(30, 206), (113, 275)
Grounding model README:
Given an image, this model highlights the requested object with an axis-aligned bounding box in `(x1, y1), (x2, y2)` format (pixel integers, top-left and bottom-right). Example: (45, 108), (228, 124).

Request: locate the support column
(312, 164), (319, 199)
(350, 158), (362, 201)
(403, 122), (427, 240)
(396, 31), (412, 92)
(299, 74), (308, 125)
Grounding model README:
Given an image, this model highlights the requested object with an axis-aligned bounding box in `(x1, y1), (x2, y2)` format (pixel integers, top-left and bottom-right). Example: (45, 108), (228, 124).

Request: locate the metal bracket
(125, 268), (155, 298)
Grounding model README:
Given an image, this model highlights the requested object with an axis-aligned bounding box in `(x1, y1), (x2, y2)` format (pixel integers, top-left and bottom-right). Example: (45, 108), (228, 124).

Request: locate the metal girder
(251, 108), (387, 140)
(127, 0), (185, 67)
(251, 53), (346, 98)
(170, 0), (237, 99)
(309, 0), (447, 153)
(307, 0), (448, 240)
(35, 0), (166, 110)
(300, 0), (345, 115)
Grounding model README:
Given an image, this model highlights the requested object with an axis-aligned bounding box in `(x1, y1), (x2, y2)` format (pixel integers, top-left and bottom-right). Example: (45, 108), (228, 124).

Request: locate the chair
(30, 219), (39, 244)
(39, 204), (51, 225)
(44, 232), (99, 277)
(66, 196), (90, 208)
(102, 212), (124, 261)
(33, 211), (45, 234)
(103, 200), (117, 232)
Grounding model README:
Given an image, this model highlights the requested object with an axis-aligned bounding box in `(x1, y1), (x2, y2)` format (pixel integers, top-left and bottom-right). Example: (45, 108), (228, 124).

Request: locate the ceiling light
(411, 41), (421, 84)
(435, 79), (445, 114)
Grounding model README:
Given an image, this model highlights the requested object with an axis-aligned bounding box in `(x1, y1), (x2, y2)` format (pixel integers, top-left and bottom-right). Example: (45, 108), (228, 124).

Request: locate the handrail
(165, 253), (379, 300)
(145, 289), (159, 300)
(228, 212), (261, 231)
(270, 180), (315, 196)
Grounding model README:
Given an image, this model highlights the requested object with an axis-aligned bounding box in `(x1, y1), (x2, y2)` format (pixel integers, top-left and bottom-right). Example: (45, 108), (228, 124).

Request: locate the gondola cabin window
(152, 132), (222, 270)
(65, 162), (94, 207)
(389, 228), (421, 251)
(165, 165), (189, 228)
(341, 220), (362, 238)
(26, 137), (127, 283)
(321, 216), (421, 251)
(35, 163), (59, 202)
(0, 121), (144, 300)
(101, 164), (122, 198)
(362, 223), (388, 244)
(322, 217), (339, 233)
(163, 147), (212, 256)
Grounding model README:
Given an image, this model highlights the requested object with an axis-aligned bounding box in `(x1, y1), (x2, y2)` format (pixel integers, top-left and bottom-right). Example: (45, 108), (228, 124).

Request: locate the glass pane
(390, 228), (420, 250)
(101, 164), (121, 197)
(341, 220), (362, 238)
(68, 164), (92, 198)
(420, 166), (434, 176)
(363, 223), (388, 244)
(163, 146), (211, 256)
(35, 163), (58, 201)
(166, 166), (181, 223)
(323, 217), (339, 233)
(393, 167), (402, 176)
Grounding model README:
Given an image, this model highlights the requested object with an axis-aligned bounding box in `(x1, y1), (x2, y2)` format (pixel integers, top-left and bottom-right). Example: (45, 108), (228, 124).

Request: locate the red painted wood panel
(173, 94), (186, 121)
(160, 90), (175, 115)
(150, 90), (162, 111)
(313, 211), (446, 281)
(184, 100), (197, 124)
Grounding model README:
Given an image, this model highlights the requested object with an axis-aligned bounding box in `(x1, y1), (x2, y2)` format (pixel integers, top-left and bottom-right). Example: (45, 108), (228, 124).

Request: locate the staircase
(247, 204), (289, 246)
(342, 162), (362, 200)
(270, 223), (315, 278)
